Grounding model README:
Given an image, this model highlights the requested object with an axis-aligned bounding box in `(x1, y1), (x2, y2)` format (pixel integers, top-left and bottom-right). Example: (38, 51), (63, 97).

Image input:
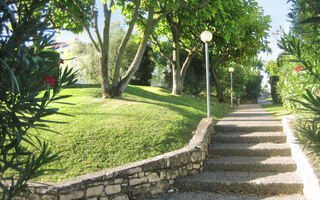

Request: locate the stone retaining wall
(17, 118), (214, 200)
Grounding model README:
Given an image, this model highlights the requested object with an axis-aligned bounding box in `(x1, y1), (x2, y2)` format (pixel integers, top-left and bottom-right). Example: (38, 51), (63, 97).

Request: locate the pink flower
(44, 75), (56, 88)
(59, 59), (64, 64)
(295, 66), (303, 71)
(317, 91), (319, 95)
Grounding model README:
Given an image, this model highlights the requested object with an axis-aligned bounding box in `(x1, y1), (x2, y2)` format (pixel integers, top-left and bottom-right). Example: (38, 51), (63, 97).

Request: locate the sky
(256, 0), (292, 61)
(255, 0), (292, 86)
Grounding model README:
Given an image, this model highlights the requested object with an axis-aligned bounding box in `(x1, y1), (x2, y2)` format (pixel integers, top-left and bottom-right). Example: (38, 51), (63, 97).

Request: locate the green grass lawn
(260, 104), (292, 120)
(32, 84), (230, 183)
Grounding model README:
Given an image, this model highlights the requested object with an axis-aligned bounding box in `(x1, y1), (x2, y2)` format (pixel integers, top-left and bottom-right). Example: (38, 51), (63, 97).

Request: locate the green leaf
(0, 58), (20, 93)
(300, 16), (320, 24)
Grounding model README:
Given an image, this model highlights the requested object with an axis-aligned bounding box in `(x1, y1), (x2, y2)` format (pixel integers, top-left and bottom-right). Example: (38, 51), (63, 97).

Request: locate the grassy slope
(260, 104), (292, 120)
(33, 85), (230, 182)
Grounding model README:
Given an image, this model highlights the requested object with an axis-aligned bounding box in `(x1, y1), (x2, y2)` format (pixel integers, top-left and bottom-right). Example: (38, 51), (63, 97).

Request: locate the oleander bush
(275, 0), (320, 166)
(0, 1), (76, 199)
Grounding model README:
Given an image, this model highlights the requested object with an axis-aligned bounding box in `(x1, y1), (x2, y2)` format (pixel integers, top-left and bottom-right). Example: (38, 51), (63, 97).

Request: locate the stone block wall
(16, 118), (214, 200)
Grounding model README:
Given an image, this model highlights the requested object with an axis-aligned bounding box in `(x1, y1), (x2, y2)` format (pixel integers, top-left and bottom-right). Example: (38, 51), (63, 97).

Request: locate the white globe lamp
(200, 31), (213, 43)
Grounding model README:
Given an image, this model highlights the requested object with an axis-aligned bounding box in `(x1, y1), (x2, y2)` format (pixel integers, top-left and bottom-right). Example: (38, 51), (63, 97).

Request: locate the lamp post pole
(230, 72), (233, 108)
(228, 67), (234, 109)
(201, 30), (213, 118)
(205, 42), (210, 117)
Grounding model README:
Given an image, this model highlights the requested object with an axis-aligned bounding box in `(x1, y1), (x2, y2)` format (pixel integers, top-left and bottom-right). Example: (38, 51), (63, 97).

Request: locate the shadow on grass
(260, 104), (292, 120)
(70, 84), (100, 88)
(125, 86), (228, 120)
(125, 86), (204, 110)
(124, 86), (207, 148)
(69, 84), (228, 123)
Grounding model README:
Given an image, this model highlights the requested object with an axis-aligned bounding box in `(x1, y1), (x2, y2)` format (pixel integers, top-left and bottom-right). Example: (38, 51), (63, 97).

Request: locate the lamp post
(228, 67), (234, 109)
(201, 30), (213, 118)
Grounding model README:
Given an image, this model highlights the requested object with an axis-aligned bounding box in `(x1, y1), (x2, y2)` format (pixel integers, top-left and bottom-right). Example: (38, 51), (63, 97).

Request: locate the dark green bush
(270, 76), (282, 104)
(243, 73), (263, 100)
(183, 55), (205, 95)
(130, 46), (155, 86)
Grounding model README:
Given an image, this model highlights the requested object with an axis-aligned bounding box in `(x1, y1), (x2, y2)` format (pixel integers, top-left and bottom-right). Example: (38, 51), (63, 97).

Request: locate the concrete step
(215, 124), (283, 132)
(205, 156), (296, 172)
(174, 171), (303, 195)
(145, 192), (306, 200)
(209, 143), (291, 157)
(212, 132), (286, 144)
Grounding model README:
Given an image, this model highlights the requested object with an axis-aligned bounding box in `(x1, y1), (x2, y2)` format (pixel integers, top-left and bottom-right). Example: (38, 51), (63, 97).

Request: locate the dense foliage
(207, 0), (270, 102)
(151, 0), (270, 98)
(0, 1), (76, 199)
(183, 54), (206, 95)
(63, 23), (155, 86)
(219, 63), (263, 103)
(271, 0), (320, 166)
(63, 39), (100, 83)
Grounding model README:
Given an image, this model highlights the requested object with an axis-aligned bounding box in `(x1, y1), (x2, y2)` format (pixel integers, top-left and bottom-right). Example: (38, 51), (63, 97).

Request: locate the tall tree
(207, 0), (270, 102)
(151, 0), (211, 95)
(52, 0), (172, 98)
(63, 22), (139, 84)
(151, 0), (270, 97)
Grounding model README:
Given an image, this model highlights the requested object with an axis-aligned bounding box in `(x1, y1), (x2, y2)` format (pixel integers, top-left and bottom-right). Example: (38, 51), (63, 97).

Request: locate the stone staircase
(149, 104), (305, 199)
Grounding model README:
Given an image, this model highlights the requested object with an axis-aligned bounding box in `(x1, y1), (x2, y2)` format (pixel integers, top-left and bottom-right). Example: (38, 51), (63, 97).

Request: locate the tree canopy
(51, 0), (173, 98)
(50, 0), (270, 100)
(208, 0), (270, 102)
(149, 0), (270, 98)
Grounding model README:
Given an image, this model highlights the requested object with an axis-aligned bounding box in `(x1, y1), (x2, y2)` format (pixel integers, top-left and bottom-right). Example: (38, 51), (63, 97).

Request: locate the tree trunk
(100, 7), (111, 99)
(210, 65), (224, 103)
(180, 51), (195, 90)
(110, 9), (155, 98)
(100, 53), (110, 98)
(112, 0), (141, 88)
(172, 39), (183, 95)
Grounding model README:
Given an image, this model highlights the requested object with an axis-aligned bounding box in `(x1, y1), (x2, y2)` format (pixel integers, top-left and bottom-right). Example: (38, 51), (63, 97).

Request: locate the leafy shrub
(150, 42), (172, 88)
(220, 64), (262, 102)
(243, 71), (262, 100)
(265, 61), (282, 104)
(0, 1), (76, 199)
(291, 90), (320, 166)
(277, 31), (320, 166)
(227, 65), (246, 100)
(269, 76), (282, 104)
